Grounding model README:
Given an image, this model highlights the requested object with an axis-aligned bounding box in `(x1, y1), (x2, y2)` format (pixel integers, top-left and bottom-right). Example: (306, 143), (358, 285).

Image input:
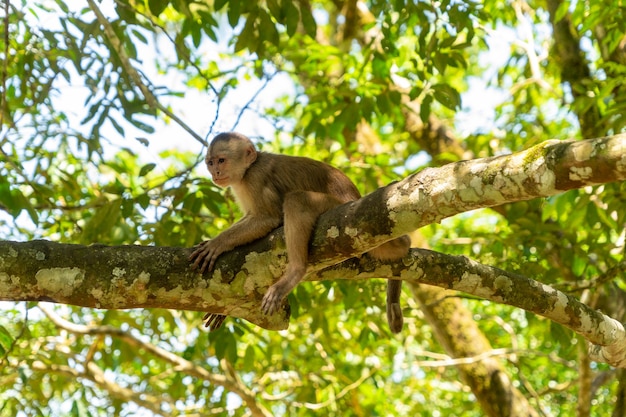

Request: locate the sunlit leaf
(432, 83), (461, 110)
(138, 163), (156, 177)
(148, 0), (168, 16)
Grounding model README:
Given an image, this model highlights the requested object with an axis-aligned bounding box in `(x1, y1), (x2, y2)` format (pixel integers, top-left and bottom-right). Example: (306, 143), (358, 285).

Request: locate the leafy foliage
(1, 0), (625, 416)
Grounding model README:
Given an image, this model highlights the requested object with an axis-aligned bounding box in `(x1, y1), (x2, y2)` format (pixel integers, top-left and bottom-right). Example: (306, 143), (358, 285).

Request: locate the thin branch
(292, 367), (376, 410)
(31, 360), (169, 416)
(111, 0), (222, 138)
(39, 303), (272, 417)
(85, 0), (207, 146)
(0, 0), (8, 130)
(230, 72), (277, 131)
(411, 347), (574, 368)
(0, 302), (28, 368)
(112, 0), (219, 97)
(510, 0), (557, 96)
(554, 260), (626, 293)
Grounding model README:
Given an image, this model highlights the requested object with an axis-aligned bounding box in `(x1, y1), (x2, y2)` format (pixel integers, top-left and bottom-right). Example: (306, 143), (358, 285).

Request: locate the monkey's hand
(189, 240), (226, 273)
(203, 312), (226, 331)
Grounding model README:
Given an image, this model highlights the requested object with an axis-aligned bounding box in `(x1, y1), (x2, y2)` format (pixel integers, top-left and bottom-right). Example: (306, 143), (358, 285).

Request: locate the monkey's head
(206, 132), (258, 188)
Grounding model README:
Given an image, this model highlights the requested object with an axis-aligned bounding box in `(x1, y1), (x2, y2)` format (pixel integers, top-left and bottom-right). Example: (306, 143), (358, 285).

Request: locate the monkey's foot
(203, 312), (226, 331)
(261, 286), (287, 315)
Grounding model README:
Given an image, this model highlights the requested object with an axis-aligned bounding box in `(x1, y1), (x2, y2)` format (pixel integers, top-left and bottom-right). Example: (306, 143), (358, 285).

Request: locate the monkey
(189, 132), (410, 333)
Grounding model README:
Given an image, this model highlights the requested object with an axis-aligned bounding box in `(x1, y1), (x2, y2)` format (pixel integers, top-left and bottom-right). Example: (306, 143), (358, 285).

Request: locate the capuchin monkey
(189, 132), (410, 333)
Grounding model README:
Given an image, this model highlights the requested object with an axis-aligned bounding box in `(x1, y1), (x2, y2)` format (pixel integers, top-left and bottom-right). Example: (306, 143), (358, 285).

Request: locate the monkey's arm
(189, 214), (282, 273)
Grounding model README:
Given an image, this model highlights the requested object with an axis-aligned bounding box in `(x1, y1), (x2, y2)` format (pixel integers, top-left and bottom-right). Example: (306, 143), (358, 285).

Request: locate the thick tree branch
(313, 134), (626, 264)
(1, 135), (625, 363)
(314, 249), (626, 367)
(344, 4), (533, 412)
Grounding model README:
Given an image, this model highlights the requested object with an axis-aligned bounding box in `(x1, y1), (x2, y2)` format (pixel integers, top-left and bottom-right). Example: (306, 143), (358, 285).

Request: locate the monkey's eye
(207, 160), (213, 166)
(218, 158), (225, 164)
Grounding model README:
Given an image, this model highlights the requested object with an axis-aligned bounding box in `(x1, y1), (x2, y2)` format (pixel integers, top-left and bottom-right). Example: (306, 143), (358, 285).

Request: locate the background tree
(0, 0), (625, 416)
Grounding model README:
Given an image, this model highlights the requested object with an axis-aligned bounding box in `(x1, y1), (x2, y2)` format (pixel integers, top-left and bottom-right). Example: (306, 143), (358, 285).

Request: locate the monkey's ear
(244, 145), (258, 166)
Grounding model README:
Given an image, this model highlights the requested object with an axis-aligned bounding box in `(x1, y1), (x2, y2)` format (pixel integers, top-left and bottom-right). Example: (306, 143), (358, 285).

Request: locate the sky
(1, 2), (552, 415)
(0, 0), (524, 240)
(23, 0), (511, 157)
(0, 0), (542, 248)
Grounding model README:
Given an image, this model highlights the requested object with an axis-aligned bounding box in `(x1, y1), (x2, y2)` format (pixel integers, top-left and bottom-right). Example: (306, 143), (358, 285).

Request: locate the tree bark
(1, 135), (625, 363)
(410, 284), (540, 417)
(546, 0), (601, 138)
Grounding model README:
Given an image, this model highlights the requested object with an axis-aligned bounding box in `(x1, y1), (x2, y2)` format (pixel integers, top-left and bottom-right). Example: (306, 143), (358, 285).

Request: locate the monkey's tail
(387, 279), (404, 333)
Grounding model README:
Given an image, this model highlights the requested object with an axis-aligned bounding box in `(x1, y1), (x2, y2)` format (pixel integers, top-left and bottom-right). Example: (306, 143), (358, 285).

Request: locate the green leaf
(135, 137), (150, 146)
(138, 163), (156, 177)
(372, 54), (389, 79)
(82, 199), (122, 242)
(432, 83), (461, 110)
(201, 189), (224, 216)
(299, 4), (317, 38)
(376, 93), (391, 114)
(0, 325), (13, 353)
(554, 1), (570, 23)
(227, 0), (241, 27)
(234, 18), (255, 52)
(0, 183), (27, 217)
(130, 29), (148, 44)
(136, 193), (151, 210)
(109, 117), (125, 136)
(243, 345), (255, 369)
(191, 20), (202, 47)
(550, 321), (576, 356)
(433, 51), (448, 74)
(121, 198), (134, 218)
(420, 95), (433, 122)
(212, 329), (238, 363)
(148, 0), (168, 16)
(214, 0), (229, 11)
(285, 2), (299, 37)
(267, 0), (282, 21)
(130, 118), (155, 134)
(259, 9), (279, 46)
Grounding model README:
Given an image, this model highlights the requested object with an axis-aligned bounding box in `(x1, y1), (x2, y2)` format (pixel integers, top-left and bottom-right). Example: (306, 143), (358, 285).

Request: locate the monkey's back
(244, 152), (361, 209)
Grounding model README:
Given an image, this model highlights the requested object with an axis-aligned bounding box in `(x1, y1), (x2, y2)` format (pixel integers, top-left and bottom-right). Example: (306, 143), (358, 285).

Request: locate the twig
(86, 0), (207, 146)
(0, 0), (10, 131)
(292, 367), (377, 410)
(31, 360), (169, 415)
(39, 303), (272, 417)
(231, 72), (277, 131)
(0, 302), (28, 368)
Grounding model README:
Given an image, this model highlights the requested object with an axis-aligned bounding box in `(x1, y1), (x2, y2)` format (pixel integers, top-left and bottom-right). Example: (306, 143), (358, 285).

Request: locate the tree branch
(38, 303), (272, 417)
(1, 135), (625, 363)
(86, 0), (207, 146)
(546, 0), (601, 138)
(31, 360), (168, 415)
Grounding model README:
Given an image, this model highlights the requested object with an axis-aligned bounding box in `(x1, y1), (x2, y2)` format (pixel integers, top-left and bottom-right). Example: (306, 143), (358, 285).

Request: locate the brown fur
(189, 132), (410, 333)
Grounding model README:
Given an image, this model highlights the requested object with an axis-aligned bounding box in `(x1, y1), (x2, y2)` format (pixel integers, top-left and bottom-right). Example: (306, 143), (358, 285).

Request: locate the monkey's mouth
(213, 178), (229, 186)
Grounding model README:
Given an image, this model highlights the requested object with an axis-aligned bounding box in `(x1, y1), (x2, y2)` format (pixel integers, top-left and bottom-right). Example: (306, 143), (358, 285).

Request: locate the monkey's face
(206, 140), (257, 188)
(206, 155), (230, 187)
